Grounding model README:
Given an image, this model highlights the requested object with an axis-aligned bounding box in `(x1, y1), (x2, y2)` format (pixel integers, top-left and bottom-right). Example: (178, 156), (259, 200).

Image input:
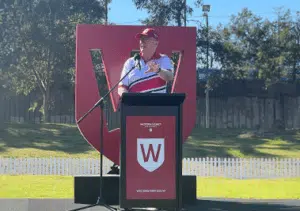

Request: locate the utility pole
(202, 4), (210, 129)
(184, 0), (187, 26)
(205, 14), (209, 73)
(105, 0), (108, 25)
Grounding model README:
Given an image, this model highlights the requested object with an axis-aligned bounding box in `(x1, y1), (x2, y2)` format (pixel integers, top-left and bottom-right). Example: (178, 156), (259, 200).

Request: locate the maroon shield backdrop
(75, 25), (196, 165)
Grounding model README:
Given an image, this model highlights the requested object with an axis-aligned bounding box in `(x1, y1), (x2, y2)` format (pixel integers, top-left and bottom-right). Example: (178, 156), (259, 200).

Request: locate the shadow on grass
(0, 122), (93, 155)
(1, 123), (300, 158)
(186, 199), (300, 211)
(0, 145), (5, 153)
(183, 127), (300, 158)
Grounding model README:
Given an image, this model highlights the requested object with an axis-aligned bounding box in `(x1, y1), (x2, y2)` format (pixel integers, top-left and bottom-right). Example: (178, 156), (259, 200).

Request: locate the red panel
(125, 116), (176, 200)
(75, 25), (196, 164)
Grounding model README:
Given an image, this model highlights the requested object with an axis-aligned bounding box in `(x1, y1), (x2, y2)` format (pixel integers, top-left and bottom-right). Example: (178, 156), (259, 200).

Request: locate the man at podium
(116, 28), (176, 211)
(118, 28), (174, 97)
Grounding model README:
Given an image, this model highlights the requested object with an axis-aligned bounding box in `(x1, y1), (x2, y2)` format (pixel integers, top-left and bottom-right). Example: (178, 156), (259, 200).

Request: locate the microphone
(133, 53), (141, 70)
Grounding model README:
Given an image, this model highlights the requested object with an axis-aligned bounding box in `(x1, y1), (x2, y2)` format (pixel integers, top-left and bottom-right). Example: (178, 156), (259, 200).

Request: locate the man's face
(139, 36), (158, 55)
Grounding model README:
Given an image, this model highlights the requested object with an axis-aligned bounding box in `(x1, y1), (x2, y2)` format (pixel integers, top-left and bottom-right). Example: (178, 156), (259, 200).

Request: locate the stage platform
(74, 175), (197, 206)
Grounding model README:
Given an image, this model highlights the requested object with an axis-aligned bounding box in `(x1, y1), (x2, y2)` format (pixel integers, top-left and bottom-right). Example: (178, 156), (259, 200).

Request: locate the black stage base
(74, 175), (196, 206)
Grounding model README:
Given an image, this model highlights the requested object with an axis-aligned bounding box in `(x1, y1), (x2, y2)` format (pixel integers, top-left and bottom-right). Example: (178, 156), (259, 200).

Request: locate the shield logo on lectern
(137, 138), (165, 172)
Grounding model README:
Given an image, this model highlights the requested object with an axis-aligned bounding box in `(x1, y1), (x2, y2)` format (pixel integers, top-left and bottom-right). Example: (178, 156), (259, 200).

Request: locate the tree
(132, 0), (200, 26)
(284, 12), (300, 82)
(200, 7), (300, 85)
(0, 0), (107, 122)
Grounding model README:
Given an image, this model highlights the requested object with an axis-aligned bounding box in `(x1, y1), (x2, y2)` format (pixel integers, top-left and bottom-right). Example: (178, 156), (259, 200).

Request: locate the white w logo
(137, 138), (165, 172)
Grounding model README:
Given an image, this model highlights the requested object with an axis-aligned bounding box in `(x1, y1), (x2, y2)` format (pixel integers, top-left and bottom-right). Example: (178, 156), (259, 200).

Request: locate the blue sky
(108, 0), (300, 27)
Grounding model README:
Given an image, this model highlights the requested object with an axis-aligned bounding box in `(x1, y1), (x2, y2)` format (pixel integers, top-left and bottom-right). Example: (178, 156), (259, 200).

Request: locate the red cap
(135, 28), (159, 40)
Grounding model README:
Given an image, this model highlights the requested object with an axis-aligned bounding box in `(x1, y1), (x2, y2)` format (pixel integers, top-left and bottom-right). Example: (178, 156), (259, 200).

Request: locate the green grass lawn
(184, 127), (300, 158)
(0, 122), (299, 158)
(0, 123), (300, 200)
(0, 123), (99, 158)
(1, 175), (300, 199)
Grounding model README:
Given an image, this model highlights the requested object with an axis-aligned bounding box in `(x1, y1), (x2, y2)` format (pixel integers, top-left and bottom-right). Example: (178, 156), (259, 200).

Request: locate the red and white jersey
(118, 53), (174, 93)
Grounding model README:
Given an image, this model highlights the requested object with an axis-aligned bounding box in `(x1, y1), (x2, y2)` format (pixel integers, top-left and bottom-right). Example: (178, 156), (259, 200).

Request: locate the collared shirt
(118, 53), (174, 93)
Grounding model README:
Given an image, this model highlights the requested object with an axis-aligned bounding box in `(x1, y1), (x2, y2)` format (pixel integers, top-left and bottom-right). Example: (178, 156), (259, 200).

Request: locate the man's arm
(156, 68), (174, 82)
(157, 55), (174, 82)
(146, 55), (174, 82)
(118, 59), (131, 97)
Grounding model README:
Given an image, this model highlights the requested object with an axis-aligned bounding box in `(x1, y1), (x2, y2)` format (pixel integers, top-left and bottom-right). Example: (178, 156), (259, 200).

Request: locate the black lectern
(73, 93), (197, 209)
(119, 93), (185, 210)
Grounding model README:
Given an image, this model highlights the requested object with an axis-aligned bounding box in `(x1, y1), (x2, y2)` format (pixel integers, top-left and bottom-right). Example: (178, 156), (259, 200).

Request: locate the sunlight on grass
(184, 128), (300, 158)
(1, 176), (300, 199)
(295, 132), (300, 139)
(264, 138), (291, 145)
(256, 137), (300, 157)
(0, 148), (99, 158)
(256, 148), (300, 157)
(0, 123), (99, 158)
(39, 127), (61, 135)
(197, 177), (300, 199)
(227, 148), (244, 157)
(237, 132), (257, 139)
(6, 128), (23, 136)
(0, 175), (73, 198)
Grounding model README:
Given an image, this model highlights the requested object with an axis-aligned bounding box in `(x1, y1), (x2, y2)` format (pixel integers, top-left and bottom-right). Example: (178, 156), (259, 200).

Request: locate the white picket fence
(1, 157), (300, 179)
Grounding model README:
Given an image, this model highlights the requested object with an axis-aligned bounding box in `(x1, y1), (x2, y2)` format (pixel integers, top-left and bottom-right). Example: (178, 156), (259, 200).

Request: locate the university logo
(137, 138), (165, 172)
(75, 25), (196, 165)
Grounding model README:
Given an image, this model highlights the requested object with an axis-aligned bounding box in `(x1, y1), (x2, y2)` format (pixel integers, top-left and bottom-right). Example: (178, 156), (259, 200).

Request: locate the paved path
(187, 198), (300, 211)
(0, 198), (299, 211)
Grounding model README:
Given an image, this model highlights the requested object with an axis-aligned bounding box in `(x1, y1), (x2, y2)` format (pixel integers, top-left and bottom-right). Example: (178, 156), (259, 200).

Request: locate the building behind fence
(1, 157), (300, 179)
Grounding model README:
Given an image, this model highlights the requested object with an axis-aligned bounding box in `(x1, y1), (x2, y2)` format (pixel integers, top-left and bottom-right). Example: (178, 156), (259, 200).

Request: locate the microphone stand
(68, 61), (140, 211)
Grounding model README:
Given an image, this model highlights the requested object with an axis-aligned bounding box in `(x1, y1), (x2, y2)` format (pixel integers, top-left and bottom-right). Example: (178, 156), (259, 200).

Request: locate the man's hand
(145, 61), (159, 73)
(145, 60), (174, 82)
(118, 86), (128, 97)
